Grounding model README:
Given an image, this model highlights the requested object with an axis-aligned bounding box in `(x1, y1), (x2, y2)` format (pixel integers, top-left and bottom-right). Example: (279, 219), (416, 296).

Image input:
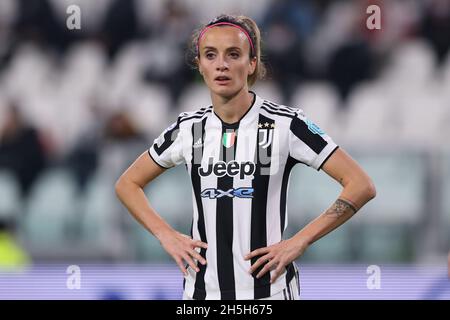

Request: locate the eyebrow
(202, 46), (242, 52)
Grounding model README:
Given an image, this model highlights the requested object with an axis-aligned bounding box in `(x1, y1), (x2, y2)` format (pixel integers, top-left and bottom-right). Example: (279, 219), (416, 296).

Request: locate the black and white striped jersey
(148, 92), (338, 300)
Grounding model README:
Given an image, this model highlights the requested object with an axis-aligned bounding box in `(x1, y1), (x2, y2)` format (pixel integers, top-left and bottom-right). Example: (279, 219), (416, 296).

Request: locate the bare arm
(115, 152), (207, 275)
(292, 148), (376, 246)
(246, 148), (376, 282)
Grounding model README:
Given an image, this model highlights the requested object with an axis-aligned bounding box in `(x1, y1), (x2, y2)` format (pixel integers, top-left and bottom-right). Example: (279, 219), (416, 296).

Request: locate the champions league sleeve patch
(305, 118), (325, 136)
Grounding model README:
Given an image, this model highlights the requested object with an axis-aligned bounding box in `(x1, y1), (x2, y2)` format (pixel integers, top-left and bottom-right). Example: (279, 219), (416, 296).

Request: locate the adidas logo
(193, 138), (203, 149)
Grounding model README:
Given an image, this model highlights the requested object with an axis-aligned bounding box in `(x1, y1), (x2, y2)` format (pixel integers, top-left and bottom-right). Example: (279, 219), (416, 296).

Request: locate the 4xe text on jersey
(201, 188), (254, 199)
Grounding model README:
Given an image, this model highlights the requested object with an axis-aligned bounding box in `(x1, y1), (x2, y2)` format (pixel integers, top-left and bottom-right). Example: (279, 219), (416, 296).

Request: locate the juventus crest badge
(258, 122), (275, 149)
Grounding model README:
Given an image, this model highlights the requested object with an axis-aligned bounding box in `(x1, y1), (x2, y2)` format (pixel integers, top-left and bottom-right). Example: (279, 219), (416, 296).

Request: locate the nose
(216, 54), (229, 71)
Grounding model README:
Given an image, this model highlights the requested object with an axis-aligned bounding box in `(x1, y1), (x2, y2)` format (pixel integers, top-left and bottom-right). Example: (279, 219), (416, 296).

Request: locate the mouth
(214, 75), (231, 84)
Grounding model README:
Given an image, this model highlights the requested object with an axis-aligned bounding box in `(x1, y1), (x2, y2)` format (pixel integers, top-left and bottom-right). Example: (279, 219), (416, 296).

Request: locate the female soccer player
(115, 14), (376, 300)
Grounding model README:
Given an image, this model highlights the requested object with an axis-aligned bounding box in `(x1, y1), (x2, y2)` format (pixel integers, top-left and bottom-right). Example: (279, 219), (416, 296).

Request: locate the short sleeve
(148, 119), (185, 169)
(289, 110), (338, 170)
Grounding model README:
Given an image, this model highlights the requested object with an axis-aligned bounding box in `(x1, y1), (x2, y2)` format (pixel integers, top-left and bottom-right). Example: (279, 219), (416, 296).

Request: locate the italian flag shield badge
(222, 131), (236, 148)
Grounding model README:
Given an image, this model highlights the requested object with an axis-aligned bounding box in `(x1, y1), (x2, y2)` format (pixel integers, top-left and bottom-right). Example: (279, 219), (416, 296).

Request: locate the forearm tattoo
(325, 199), (358, 218)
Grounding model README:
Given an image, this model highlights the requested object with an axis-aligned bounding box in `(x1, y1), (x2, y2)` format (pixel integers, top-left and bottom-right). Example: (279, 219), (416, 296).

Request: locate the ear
(195, 56), (203, 75)
(248, 57), (257, 76)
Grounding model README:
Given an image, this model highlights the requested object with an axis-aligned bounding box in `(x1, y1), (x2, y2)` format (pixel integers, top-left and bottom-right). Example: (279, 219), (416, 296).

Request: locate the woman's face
(197, 26), (256, 98)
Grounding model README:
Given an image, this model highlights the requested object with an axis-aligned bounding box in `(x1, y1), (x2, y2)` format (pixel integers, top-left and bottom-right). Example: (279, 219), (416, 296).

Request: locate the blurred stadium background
(0, 0), (449, 299)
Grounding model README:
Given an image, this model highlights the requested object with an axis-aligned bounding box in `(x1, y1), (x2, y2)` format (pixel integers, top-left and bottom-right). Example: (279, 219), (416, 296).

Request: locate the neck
(211, 88), (254, 124)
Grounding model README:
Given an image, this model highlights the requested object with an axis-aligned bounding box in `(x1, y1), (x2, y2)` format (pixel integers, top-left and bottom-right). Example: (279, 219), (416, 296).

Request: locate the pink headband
(197, 22), (255, 57)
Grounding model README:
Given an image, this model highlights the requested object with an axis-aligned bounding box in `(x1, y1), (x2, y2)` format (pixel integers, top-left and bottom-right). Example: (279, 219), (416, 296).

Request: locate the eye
(230, 52), (240, 59)
(205, 52), (215, 59)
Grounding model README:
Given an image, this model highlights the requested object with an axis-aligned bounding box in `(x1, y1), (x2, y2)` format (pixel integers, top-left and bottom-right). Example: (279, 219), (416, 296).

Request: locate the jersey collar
(212, 91), (262, 129)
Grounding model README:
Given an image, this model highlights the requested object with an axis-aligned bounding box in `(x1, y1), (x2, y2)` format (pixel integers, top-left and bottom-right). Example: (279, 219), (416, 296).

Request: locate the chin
(212, 85), (242, 99)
